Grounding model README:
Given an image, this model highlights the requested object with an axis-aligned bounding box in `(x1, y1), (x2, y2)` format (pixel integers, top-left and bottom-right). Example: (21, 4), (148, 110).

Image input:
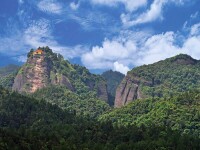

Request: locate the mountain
(12, 47), (108, 102)
(115, 54), (200, 107)
(1, 86), (199, 149)
(102, 70), (124, 106)
(0, 64), (20, 89)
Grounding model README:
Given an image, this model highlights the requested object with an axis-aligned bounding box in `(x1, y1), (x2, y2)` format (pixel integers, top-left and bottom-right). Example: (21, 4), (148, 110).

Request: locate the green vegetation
(128, 54), (200, 98)
(0, 86), (199, 149)
(0, 64), (19, 89)
(99, 90), (200, 137)
(33, 86), (110, 119)
(37, 47), (107, 101)
(1, 51), (200, 149)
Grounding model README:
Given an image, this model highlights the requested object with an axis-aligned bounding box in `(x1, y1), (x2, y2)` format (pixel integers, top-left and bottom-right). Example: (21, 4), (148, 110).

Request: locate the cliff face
(12, 47), (108, 102)
(102, 70), (125, 106)
(114, 76), (145, 107)
(12, 52), (72, 93)
(114, 54), (200, 108)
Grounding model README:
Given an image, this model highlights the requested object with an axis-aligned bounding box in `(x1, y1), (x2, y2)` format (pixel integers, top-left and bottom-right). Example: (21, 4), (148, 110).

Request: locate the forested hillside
(33, 85), (110, 119)
(0, 64), (19, 89)
(0, 86), (199, 149)
(115, 54), (200, 107)
(100, 90), (200, 137)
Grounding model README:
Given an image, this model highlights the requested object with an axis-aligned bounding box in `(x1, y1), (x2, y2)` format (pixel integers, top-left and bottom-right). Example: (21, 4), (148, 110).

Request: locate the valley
(0, 47), (200, 149)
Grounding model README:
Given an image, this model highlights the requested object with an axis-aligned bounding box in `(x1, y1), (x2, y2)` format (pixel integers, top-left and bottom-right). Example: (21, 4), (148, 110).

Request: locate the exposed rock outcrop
(114, 54), (199, 108)
(12, 51), (73, 93)
(114, 76), (144, 107)
(12, 47), (108, 102)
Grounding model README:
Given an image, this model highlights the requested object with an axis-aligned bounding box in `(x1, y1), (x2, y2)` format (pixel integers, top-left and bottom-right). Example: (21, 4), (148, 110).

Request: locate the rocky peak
(12, 47), (72, 93)
(114, 54), (200, 108)
(170, 54), (197, 65)
(12, 47), (108, 102)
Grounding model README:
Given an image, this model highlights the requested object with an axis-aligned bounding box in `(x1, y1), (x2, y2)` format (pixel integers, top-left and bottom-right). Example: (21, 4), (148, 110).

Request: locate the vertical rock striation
(114, 76), (143, 107)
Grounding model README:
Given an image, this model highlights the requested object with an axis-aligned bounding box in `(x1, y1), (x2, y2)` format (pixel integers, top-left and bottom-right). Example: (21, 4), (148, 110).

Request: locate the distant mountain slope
(115, 54), (200, 107)
(12, 47), (108, 102)
(0, 64), (20, 89)
(102, 70), (124, 106)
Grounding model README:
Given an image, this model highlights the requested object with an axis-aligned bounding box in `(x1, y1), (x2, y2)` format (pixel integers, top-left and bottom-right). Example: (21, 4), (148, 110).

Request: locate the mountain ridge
(12, 47), (109, 102)
(115, 53), (200, 107)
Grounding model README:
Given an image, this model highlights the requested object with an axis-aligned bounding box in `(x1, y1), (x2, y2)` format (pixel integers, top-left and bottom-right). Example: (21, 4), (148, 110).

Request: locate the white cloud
(81, 21), (200, 74)
(90, 0), (147, 12)
(190, 23), (200, 36)
(121, 0), (186, 27)
(37, 0), (63, 14)
(126, 0), (166, 26)
(114, 61), (130, 74)
(0, 18), (89, 62)
(23, 19), (88, 59)
(70, 2), (80, 10)
(183, 36), (200, 59)
(81, 38), (137, 72)
(136, 32), (182, 65)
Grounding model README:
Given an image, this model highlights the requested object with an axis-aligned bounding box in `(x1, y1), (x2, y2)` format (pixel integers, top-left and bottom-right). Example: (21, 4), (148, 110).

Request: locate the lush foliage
(0, 64), (19, 89)
(33, 86), (110, 119)
(102, 70), (124, 106)
(99, 90), (200, 137)
(128, 54), (200, 98)
(0, 87), (199, 149)
(39, 46), (107, 97)
(1, 52), (200, 149)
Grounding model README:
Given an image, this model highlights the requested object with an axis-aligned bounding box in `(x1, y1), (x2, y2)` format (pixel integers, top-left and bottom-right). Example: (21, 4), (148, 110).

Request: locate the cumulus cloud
(81, 22), (200, 74)
(90, 0), (147, 12)
(81, 38), (137, 74)
(114, 61), (130, 74)
(136, 32), (181, 65)
(183, 36), (200, 59)
(37, 0), (63, 14)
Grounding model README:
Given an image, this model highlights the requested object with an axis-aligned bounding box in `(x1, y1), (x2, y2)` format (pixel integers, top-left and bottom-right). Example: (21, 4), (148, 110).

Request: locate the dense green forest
(128, 54), (200, 98)
(1, 53), (200, 149)
(0, 64), (19, 89)
(33, 86), (110, 119)
(99, 91), (200, 136)
(0, 86), (199, 149)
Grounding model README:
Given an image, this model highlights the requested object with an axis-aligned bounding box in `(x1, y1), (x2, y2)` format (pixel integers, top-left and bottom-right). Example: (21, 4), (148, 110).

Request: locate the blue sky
(0, 0), (200, 74)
